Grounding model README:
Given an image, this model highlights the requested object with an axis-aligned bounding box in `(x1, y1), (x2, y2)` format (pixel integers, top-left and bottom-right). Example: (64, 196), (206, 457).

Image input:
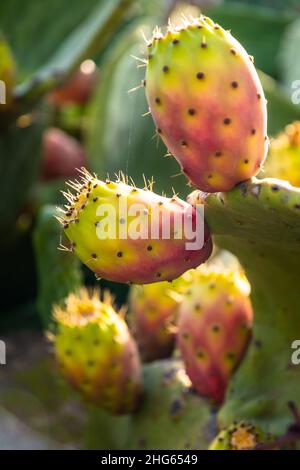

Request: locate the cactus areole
(145, 16), (268, 192)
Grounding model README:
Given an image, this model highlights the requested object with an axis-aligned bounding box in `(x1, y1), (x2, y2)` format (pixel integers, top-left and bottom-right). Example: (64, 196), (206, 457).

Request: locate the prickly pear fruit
(59, 168), (212, 284)
(129, 281), (182, 362)
(177, 266), (253, 404)
(209, 422), (272, 450)
(145, 16), (268, 192)
(52, 288), (142, 415)
(262, 121), (300, 187)
(49, 60), (98, 106)
(41, 128), (86, 181)
(127, 359), (214, 450)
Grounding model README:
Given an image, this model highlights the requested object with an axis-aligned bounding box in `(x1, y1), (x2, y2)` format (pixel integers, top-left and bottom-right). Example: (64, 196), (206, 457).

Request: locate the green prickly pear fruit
(129, 281), (183, 362)
(33, 205), (83, 328)
(127, 359), (214, 450)
(59, 168), (212, 284)
(209, 422), (272, 450)
(51, 287), (142, 415)
(262, 121), (300, 187)
(145, 15), (268, 192)
(177, 266), (253, 404)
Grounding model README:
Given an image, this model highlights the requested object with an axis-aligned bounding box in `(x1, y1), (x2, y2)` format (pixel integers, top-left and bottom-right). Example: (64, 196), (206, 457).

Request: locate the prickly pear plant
(127, 359), (215, 450)
(209, 421), (271, 450)
(177, 266), (253, 404)
(51, 288), (142, 415)
(262, 121), (300, 186)
(129, 281), (182, 362)
(58, 169), (212, 284)
(144, 15), (268, 192)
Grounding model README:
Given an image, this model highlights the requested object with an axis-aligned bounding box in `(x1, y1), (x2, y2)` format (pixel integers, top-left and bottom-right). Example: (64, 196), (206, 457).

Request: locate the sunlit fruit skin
(177, 267), (253, 404)
(53, 288), (142, 415)
(262, 121), (300, 187)
(145, 16), (268, 192)
(41, 128), (86, 181)
(129, 281), (181, 362)
(59, 169), (212, 285)
(0, 35), (16, 110)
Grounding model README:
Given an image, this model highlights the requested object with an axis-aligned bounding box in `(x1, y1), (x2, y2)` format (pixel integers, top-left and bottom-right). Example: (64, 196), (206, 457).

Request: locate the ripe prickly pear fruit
(41, 128), (86, 181)
(59, 168), (212, 284)
(129, 281), (182, 362)
(52, 288), (142, 415)
(209, 422), (271, 450)
(49, 60), (98, 106)
(177, 266), (253, 404)
(145, 16), (268, 192)
(262, 121), (300, 187)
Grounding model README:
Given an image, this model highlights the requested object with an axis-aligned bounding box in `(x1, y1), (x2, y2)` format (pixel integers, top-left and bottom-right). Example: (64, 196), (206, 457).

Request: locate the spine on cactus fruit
(51, 287), (142, 415)
(145, 15), (268, 192)
(177, 265), (253, 404)
(58, 168), (212, 285)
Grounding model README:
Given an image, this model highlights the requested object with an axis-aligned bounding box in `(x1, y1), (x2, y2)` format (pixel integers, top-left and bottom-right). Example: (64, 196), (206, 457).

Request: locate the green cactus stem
(189, 177), (300, 436)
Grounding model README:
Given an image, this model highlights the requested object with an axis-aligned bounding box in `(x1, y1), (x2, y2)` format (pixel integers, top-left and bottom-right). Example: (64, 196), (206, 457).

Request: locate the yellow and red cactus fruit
(209, 422), (271, 450)
(262, 121), (300, 187)
(52, 288), (142, 415)
(177, 266), (253, 404)
(58, 168), (212, 284)
(41, 128), (86, 181)
(129, 281), (183, 362)
(145, 16), (268, 192)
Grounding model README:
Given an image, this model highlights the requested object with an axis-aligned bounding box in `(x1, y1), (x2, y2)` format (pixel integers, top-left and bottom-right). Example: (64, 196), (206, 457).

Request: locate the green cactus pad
(127, 359), (215, 450)
(188, 177), (300, 435)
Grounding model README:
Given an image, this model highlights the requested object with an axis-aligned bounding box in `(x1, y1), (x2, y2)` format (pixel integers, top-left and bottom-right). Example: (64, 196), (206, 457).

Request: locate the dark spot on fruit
(294, 204), (300, 209)
(257, 92), (261, 99)
(173, 39), (179, 45)
(215, 151), (222, 157)
(188, 108), (196, 116)
(156, 272), (161, 278)
(163, 65), (169, 73)
(117, 251), (123, 257)
(93, 197), (98, 202)
(244, 159), (249, 164)
(147, 245), (153, 251)
(148, 54), (153, 60)
(196, 72), (205, 79)
(231, 81), (238, 88)
(230, 48), (237, 55)
(251, 128), (256, 135)
(157, 128), (162, 134)
(142, 79), (146, 87)
(182, 332), (189, 340)
(194, 303), (201, 311)
(65, 349), (72, 356)
(91, 253), (97, 259)
(271, 185), (279, 192)
(197, 351), (204, 358)
(224, 118), (231, 125)
(155, 97), (161, 105)
(181, 140), (188, 147)
(201, 42), (207, 48)
(116, 193), (121, 198)
(212, 325), (220, 332)
(87, 360), (95, 367)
